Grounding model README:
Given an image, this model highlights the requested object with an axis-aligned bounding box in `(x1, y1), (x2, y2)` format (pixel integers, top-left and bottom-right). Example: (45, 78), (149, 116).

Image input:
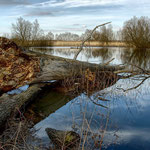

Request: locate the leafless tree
(99, 24), (114, 43)
(115, 29), (123, 41)
(82, 25), (114, 43)
(11, 17), (43, 46)
(56, 32), (80, 41)
(12, 17), (32, 45)
(92, 30), (101, 40)
(45, 31), (54, 40)
(122, 16), (150, 48)
(80, 29), (94, 40)
(31, 19), (43, 42)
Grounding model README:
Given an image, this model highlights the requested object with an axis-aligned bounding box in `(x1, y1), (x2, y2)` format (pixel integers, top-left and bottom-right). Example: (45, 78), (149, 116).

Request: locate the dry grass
(0, 109), (47, 150)
(51, 41), (126, 47)
(12, 39), (127, 47)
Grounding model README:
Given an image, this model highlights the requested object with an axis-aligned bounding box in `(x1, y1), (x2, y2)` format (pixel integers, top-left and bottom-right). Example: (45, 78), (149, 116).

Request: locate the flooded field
(27, 47), (150, 150)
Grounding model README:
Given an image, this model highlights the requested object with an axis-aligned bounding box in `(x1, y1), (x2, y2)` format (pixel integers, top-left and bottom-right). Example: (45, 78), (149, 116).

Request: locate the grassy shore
(14, 40), (127, 47)
(50, 41), (126, 47)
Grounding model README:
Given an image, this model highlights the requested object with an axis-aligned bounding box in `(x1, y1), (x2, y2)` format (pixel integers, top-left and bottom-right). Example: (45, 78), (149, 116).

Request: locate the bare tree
(32, 19), (43, 41)
(83, 25), (114, 42)
(45, 31), (54, 40)
(12, 17), (32, 45)
(92, 30), (101, 40)
(122, 16), (150, 48)
(116, 29), (123, 41)
(99, 24), (114, 43)
(56, 32), (80, 41)
(80, 29), (94, 40)
(12, 17), (44, 46)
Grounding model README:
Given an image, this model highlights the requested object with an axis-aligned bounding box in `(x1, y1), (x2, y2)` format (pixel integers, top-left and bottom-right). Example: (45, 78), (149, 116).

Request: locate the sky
(0, 0), (150, 36)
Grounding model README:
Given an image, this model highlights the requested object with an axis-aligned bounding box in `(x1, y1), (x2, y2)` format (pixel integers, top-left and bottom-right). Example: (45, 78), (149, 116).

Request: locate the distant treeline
(3, 16), (150, 48)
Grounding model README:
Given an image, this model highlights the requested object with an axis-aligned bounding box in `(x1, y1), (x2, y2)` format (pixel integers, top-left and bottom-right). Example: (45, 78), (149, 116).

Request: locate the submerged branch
(118, 75), (150, 92)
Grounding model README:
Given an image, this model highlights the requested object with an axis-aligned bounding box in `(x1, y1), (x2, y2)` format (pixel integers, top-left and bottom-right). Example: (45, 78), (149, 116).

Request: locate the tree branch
(73, 22), (111, 60)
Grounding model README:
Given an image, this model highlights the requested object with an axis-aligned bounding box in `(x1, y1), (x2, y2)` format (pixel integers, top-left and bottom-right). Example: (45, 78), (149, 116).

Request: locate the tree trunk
(0, 84), (45, 127)
(0, 37), (124, 93)
(30, 53), (124, 84)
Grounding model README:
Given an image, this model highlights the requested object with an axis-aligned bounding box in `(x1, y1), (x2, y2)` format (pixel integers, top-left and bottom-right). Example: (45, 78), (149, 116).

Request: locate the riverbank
(50, 41), (126, 47)
(14, 40), (127, 47)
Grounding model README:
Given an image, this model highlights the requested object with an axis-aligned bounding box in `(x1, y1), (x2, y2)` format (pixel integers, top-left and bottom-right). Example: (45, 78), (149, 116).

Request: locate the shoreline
(44, 41), (127, 47)
(16, 40), (127, 48)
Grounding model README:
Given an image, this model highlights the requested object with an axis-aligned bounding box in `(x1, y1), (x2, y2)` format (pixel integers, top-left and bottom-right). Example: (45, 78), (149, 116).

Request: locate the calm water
(28, 47), (150, 150)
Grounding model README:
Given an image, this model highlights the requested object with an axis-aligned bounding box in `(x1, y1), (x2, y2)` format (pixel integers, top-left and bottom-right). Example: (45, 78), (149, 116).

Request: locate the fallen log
(0, 37), (124, 93)
(0, 84), (45, 127)
(0, 69), (120, 127)
(31, 53), (124, 84)
(0, 37), (124, 127)
(25, 73), (120, 124)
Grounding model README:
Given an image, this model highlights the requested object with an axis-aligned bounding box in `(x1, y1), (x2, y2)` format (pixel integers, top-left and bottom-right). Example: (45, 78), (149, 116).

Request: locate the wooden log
(0, 37), (124, 93)
(0, 84), (45, 127)
(0, 37), (124, 126)
(29, 52), (124, 84)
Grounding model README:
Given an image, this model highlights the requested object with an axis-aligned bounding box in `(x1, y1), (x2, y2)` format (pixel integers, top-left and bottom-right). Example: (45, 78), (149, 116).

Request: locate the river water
(27, 47), (150, 150)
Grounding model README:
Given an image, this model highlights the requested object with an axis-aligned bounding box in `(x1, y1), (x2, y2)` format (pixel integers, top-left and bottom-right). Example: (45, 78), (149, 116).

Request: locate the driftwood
(0, 37), (125, 127)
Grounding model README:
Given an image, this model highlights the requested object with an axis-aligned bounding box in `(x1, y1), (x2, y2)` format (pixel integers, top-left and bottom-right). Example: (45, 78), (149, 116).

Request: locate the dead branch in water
(74, 22), (111, 60)
(115, 63), (150, 92)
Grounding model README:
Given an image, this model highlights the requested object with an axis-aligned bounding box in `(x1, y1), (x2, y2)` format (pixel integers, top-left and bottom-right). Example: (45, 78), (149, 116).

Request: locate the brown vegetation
(122, 16), (150, 48)
(0, 37), (40, 94)
(27, 40), (126, 47)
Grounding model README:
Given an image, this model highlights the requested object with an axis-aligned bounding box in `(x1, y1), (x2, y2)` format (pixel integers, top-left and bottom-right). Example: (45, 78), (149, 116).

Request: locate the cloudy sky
(0, 0), (150, 35)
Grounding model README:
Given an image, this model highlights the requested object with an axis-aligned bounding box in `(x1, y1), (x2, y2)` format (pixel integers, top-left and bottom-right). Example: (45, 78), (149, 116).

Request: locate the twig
(98, 96), (110, 102)
(118, 76), (150, 92)
(99, 108), (110, 150)
(103, 58), (115, 66)
(13, 122), (22, 150)
(89, 97), (108, 109)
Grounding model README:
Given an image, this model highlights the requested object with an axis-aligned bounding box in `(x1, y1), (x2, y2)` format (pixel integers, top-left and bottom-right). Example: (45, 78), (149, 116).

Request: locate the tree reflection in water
(121, 48), (150, 69)
(92, 48), (112, 63)
(25, 47), (150, 149)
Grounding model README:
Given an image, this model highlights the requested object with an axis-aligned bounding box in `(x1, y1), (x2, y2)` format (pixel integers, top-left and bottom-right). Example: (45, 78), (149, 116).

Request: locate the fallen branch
(117, 75), (150, 92)
(73, 22), (111, 60)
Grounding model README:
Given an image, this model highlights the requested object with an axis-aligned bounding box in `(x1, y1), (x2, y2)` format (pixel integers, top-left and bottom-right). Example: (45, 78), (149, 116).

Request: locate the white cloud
(1, 0), (150, 34)
(29, 0), (126, 8)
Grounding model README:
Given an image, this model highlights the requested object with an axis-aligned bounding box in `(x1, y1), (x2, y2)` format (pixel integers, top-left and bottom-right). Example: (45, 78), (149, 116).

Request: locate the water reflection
(92, 48), (112, 63)
(121, 48), (150, 69)
(31, 78), (150, 150)
(26, 46), (150, 149)
(29, 47), (114, 64)
(29, 47), (150, 68)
